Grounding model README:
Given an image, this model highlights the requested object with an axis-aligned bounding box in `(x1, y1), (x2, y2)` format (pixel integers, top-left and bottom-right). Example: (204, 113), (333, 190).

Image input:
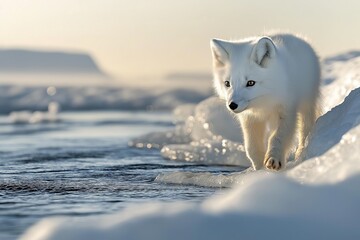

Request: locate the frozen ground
(21, 51), (360, 239)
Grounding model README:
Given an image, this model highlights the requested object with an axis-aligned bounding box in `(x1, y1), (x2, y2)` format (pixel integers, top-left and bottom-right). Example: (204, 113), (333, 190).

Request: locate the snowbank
(21, 51), (360, 240)
(306, 87), (360, 159)
(321, 51), (360, 111)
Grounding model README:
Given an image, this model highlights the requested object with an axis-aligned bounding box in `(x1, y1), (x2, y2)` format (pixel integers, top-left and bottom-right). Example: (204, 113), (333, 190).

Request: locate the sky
(0, 0), (359, 81)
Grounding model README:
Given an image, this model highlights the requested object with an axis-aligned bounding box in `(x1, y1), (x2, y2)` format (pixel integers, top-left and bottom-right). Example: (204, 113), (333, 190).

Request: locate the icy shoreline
(21, 51), (360, 239)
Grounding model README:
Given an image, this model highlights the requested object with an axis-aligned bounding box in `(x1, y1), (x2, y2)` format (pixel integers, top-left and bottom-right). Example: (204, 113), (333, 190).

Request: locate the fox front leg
(264, 108), (297, 171)
(239, 115), (266, 170)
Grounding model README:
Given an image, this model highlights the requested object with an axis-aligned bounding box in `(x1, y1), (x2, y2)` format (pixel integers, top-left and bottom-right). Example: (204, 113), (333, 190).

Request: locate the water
(0, 111), (240, 239)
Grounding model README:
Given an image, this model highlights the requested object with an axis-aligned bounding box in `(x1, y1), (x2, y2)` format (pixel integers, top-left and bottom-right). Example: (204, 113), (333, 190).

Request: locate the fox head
(210, 36), (286, 114)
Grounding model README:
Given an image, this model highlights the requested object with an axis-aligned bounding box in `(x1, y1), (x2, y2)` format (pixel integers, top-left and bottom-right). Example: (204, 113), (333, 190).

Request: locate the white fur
(210, 33), (321, 171)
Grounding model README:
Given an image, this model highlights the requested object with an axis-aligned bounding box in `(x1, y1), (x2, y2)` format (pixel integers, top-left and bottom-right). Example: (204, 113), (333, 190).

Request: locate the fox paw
(264, 157), (283, 171)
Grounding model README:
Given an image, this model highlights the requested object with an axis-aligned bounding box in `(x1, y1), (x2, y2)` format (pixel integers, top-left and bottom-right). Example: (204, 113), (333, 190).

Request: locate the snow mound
(288, 119), (360, 184)
(306, 87), (360, 158)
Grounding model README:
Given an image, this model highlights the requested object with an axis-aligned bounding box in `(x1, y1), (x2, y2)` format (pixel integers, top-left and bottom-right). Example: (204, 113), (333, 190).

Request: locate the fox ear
(210, 39), (229, 67)
(251, 37), (276, 67)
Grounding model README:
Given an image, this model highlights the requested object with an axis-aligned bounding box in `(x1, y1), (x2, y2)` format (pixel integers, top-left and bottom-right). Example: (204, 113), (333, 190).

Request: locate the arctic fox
(210, 33), (321, 170)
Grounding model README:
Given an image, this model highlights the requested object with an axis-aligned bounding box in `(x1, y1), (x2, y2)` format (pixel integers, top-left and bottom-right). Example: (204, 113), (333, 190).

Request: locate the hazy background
(1, 0), (359, 84)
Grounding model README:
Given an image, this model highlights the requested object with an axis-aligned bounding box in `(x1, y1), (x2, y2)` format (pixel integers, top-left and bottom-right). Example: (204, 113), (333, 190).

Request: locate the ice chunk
(172, 104), (195, 124)
(128, 105), (195, 149)
(160, 139), (249, 166)
(8, 111), (33, 124)
(186, 97), (242, 142)
(8, 102), (61, 124)
(155, 168), (252, 188)
(130, 97), (248, 166)
(128, 125), (191, 149)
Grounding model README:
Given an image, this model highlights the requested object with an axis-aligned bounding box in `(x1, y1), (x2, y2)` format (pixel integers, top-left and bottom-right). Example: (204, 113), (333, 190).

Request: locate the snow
(21, 51), (360, 240)
(321, 51), (360, 111)
(306, 87), (360, 159)
(288, 117), (360, 184)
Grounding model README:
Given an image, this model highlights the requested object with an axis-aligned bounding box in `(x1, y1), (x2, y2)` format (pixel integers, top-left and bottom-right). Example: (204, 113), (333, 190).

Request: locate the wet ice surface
(0, 111), (242, 240)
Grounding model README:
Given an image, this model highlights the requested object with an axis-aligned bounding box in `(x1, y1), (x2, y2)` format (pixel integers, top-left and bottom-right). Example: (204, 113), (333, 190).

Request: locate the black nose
(229, 102), (238, 110)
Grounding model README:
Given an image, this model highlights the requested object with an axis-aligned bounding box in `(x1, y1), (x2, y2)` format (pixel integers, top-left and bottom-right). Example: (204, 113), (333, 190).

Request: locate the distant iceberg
(0, 49), (106, 75)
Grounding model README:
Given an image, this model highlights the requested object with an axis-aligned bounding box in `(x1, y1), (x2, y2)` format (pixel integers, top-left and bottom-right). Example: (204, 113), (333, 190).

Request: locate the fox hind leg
(295, 101), (318, 160)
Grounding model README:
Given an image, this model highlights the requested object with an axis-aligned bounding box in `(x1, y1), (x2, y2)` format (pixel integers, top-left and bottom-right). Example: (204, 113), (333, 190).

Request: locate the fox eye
(224, 80), (231, 88)
(246, 80), (256, 87)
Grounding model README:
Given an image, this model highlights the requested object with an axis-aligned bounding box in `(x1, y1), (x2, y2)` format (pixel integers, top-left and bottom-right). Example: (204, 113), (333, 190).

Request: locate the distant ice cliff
(0, 49), (105, 75)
